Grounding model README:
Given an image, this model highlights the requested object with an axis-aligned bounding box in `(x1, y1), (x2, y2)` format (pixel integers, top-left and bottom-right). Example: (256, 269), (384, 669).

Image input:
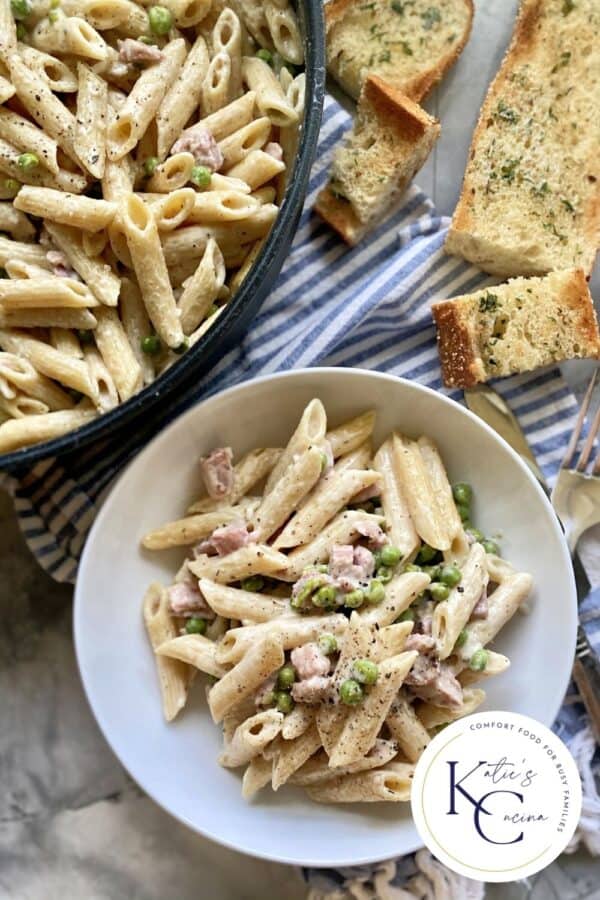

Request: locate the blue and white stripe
(0, 96), (583, 585)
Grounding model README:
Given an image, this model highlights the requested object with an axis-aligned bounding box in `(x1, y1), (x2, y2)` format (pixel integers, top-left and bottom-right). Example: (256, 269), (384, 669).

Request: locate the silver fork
(551, 369), (600, 554)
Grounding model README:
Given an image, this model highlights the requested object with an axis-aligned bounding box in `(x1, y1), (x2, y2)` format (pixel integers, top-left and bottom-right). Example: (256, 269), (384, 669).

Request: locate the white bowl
(74, 368), (577, 867)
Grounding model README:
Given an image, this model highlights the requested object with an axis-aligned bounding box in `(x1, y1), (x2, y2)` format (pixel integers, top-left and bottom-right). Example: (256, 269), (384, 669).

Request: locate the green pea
(318, 633), (337, 655)
(190, 165), (212, 188)
(422, 564), (441, 581)
(173, 338), (189, 354)
(429, 582), (450, 602)
(395, 609), (414, 623)
(17, 152), (39, 171)
(403, 563), (422, 573)
(15, 21), (27, 38)
(241, 575), (264, 592)
(376, 566), (393, 584)
(466, 527), (485, 543)
(454, 628), (468, 649)
(344, 588), (365, 609)
(137, 34), (157, 44)
(366, 579), (385, 604)
(482, 539), (500, 555)
(141, 334), (161, 355)
(11, 0), (30, 19)
(277, 664), (296, 690)
(380, 545), (401, 567)
(275, 691), (294, 714)
(439, 564), (462, 587)
(185, 616), (207, 635)
(469, 649), (489, 671)
(416, 544), (437, 564)
(148, 4), (173, 34)
(4, 179), (20, 196)
(452, 482), (472, 506)
(312, 585), (337, 608)
(76, 329), (94, 345)
(456, 503), (471, 523)
(353, 658), (379, 685)
(143, 156), (158, 177)
(290, 576), (323, 609)
(339, 678), (363, 705)
(256, 48), (273, 66)
(48, 8), (59, 21)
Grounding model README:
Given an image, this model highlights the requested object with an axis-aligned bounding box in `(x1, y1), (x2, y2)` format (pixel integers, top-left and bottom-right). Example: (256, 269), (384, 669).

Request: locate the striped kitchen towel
(3, 92), (599, 892)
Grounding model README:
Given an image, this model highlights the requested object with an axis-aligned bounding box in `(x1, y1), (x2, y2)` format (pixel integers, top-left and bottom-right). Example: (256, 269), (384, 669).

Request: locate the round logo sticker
(411, 711), (582, 883)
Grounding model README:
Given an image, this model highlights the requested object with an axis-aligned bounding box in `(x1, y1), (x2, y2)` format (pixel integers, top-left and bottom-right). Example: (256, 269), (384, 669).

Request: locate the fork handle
(572, 656), (600, 744)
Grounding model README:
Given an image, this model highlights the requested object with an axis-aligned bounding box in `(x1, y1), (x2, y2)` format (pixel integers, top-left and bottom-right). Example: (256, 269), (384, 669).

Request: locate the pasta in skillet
(142, 401), (533, 803)
(0, 0), (305, 452)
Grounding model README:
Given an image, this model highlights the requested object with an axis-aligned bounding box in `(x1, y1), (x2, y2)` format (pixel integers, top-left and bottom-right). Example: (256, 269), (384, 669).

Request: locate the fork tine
(577, 401), (600, 472)
(561, 368), (597, 469)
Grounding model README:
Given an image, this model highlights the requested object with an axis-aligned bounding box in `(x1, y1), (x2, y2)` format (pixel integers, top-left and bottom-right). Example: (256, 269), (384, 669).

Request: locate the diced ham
(328, 543), (375, 591)
(117, 38), (163, 65)
(291, 642), (331, 680)
(353, 544), (375, 578)
(168, 581), (210, 617)
(354, 519), (387, 549)
(195, 520), (253, 557)
(405, 633), (436, 654)
(291, 675), (331, 704)
(46, 250), (80, 281)
(471, 592), (489, 620)
(172, 126), (223, 172)
(200, 446), (234, 499)
(264, 142), (283, 161)
(407, 658), (463, 709)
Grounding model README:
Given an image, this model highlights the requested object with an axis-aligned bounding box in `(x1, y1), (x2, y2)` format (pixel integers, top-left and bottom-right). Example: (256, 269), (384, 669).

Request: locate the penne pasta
(143, 582), (189, 721)
(208, 633), (284, 723)
(156, 34), (209, 161)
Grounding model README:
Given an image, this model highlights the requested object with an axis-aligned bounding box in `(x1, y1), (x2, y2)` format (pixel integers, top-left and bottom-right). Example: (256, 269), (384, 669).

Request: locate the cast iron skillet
(0, 0), (325, 473)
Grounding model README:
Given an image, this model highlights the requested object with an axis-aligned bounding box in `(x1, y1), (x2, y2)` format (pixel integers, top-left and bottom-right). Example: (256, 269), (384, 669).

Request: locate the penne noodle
(188, 447), (282, 512)
(219, 709), (284, 768)
(271, 723), (321, 790)
(43, 222), (121, 307)
(15, 187), (117, 232)
(219, 116), (272, 169)
(215, 613), (348, 666)
(120, 192), (183, 348)
(208, 633), (284, 723)
(0, 276), (99, 310)
(17, 44), (79, 93)
(75, 63), (108, 179)
(143, 582), (189, 722)
(0, 329), (97, 400)
(93, 305), (142, 401)
(0, 406), (95, 453)
(185, 189), (260, 224)
(385, 692), (431, 763)
(432, 542), (488, 660)
(84, 344), (119, 412)
(155, 633), (227, 678)
(361, 571), (431, 627)
(146, 151), (195, 193)
(241, 754), (272, 799)
(119, 276), (154, 386)
(0, 108), (59, 175)
(252, 444), (324, 542)
(199, 579), (288, 623)
(150, 187), (196, 231)
(265, 398), (327, 492)
(178, 236), (225, 334)
(290, 739), (399, 786)
(31, 14), (109, 61)
(264, 0), (303, 65)
(0, 308), (97, 330)
(201, 51), (231, 115)
(156, 34), (209, 161)
(241, 56), (298, 127)
(0, 351), (74, 410)
(416, 688), (486, 731)
(226, 149), (285, 191)
(142, 506), (253, 549)
(393, 433), (450, 551)
(458, 573), (533, 662)
(0, 203), (36, 241)
(374, 438), (419, 561)
(280, 704), (314, 741)
(307, 762), (415, 803)
(188, 543), (289, 584)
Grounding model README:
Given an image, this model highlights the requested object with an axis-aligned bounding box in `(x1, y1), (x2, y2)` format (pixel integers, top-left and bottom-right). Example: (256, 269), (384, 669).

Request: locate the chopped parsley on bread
(315, 75), (440, 245)
(432, 269), (600, 388)
(326, 0), (474, 101)
(445, 0), (600, 277)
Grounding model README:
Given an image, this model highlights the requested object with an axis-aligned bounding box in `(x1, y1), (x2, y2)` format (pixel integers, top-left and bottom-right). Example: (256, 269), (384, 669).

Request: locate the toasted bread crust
(447, 0), (600, 277)
(363, 75), (434, 141)
(432, 301), (481, 388)
(314, 185), (365, 245)
(325, 0), (474, 102)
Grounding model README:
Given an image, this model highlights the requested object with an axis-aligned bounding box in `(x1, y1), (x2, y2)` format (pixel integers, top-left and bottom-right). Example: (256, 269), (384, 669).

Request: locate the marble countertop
(1, 1), (599, 897)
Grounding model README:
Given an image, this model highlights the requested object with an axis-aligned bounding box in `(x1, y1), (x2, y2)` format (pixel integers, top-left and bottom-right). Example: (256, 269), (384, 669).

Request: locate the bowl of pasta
(74, 367), (577, 866)
(0, 0), (325, 470)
